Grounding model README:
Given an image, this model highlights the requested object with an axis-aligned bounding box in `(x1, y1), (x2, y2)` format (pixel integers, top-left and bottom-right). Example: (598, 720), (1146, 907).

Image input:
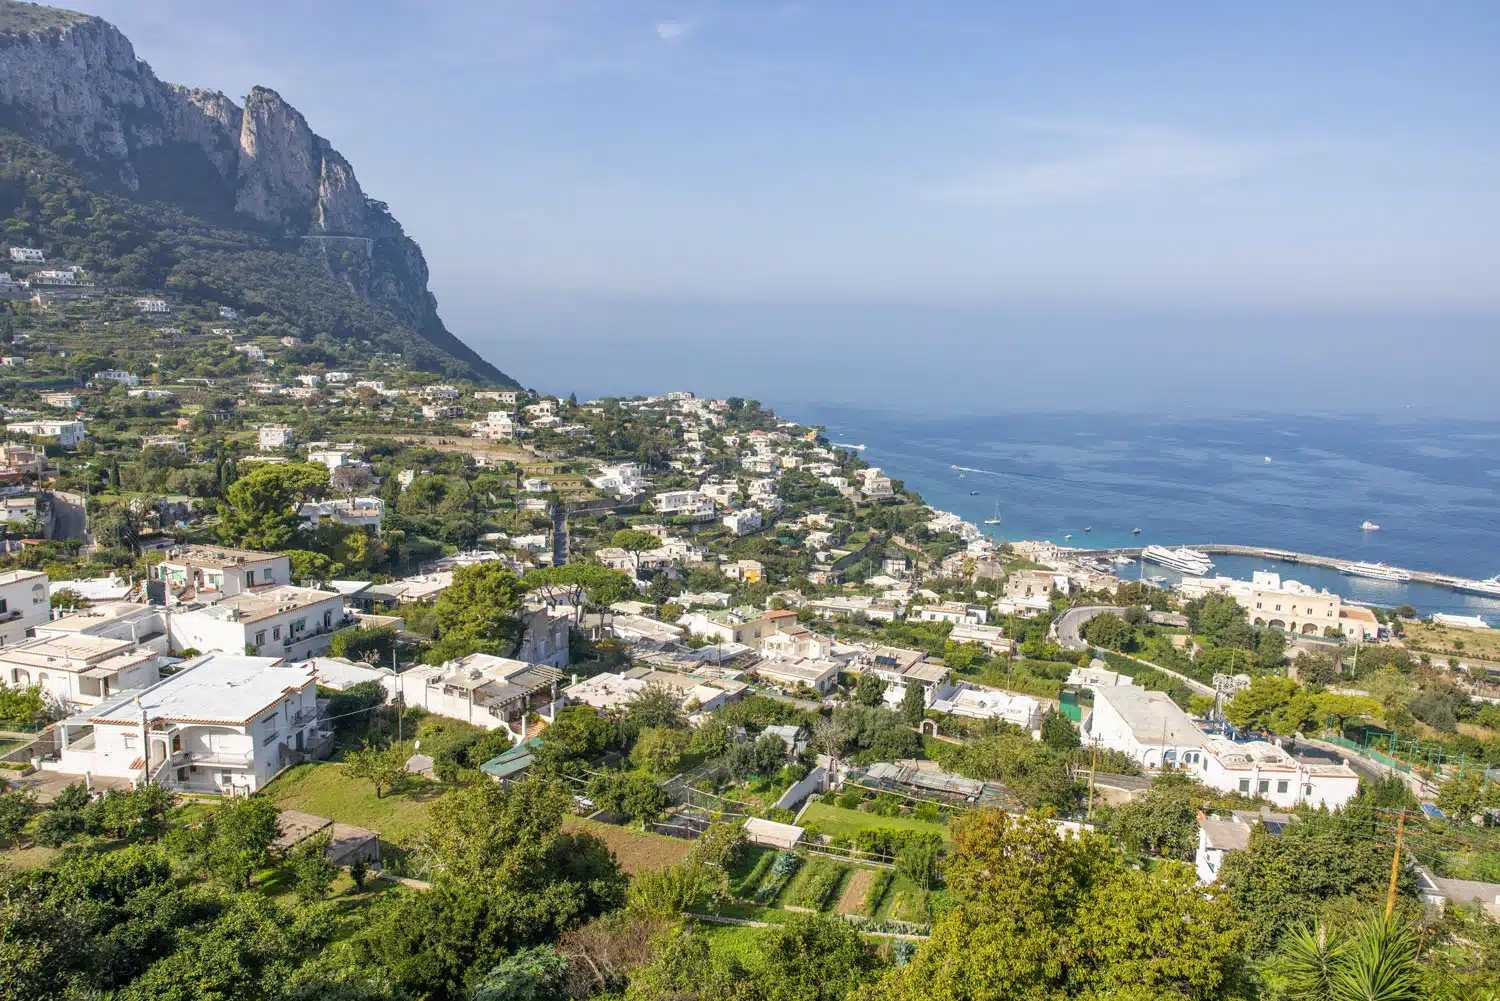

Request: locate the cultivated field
(563, 816), (693, 873)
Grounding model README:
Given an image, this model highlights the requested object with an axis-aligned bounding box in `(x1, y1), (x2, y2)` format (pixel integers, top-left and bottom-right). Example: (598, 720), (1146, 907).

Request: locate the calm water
(778, 405), (1500, 621)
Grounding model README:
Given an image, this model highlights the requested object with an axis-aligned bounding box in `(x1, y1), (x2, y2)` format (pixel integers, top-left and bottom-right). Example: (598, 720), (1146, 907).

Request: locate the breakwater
(1068, 544), (1482, 594)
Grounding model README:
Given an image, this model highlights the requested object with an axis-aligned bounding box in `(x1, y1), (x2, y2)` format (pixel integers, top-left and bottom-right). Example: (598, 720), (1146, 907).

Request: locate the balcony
(289, 707), (320, 726)
(180, 748), (254, 767)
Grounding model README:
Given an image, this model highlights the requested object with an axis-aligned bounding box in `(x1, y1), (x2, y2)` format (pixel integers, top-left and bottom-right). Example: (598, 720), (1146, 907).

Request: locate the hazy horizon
(58, 0), (1500, 414)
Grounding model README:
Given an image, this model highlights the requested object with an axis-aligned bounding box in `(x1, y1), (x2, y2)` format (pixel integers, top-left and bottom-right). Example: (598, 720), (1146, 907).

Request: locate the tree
(533, 706), (614, 772)
(1083, 612), (1131, 651)
(752, 732), (786, 775)
(899, 680), (926, 726)
(632, 726), (689, 775)
(626, 861), (723, 918)
(611, 529), (661, 572)
(1039, 708), (1080, 751)
(0, 787), (35, 844)
(522, 564), (635, 623)
(586, 771), (669, 824)
(206, 794), (281, 889)
(470, 945), (571, 1001)
(623, 684), (684, 729)
(689, 822), (747, 871)
(1279, 912), (1422, 1001)
(1225, 676), (1308, 735)
(217, 462), (329, 549)
(872, 811), (1243, 1001)
(1109, 786), (1198, 860)
(853, 673), (887, 707)
(331, 464), (376, 498)
(346, 741), (408, 799)
(810, 715), (849, 761)
(288, 832), (337, 901)
(1436, 768), (1499, 821)
(1217, 821), (1412, 953)
(429, 562), (527, 662)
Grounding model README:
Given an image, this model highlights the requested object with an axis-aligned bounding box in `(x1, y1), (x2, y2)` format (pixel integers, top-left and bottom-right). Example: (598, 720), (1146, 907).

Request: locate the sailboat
(984, 501), (1001, 525)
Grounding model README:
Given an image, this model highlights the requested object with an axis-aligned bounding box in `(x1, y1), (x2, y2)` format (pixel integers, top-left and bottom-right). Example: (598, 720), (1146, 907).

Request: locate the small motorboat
(1361, 521), (1381, 531)
(1132, 527), (1142, 534)
(969, 490), (980, 495)
(1083, 526), (1091, 533)
(1064, 534), (1072, 540)
(1264, 456), (1272, 464)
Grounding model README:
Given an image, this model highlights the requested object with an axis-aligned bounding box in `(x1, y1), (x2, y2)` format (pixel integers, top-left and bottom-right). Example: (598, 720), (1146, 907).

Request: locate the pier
(1067, 544), (1480, 593)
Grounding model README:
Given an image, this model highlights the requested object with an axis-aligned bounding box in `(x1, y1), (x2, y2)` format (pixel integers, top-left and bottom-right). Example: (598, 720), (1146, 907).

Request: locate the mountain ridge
(0, 0), (514, 384)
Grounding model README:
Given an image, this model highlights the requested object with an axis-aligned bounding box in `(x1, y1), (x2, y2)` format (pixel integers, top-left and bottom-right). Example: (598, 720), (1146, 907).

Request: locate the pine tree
(901, 680), (926, 726)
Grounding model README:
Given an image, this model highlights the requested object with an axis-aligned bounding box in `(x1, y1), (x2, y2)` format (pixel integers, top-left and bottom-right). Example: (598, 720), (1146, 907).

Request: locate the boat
(1064, 534), (1072, 540)
(1083, 526), (1091, 533)
(833, 443), (866, 451)
(1264, 456), (1272, 463)
(1111, 555), (1134, 566)
(1453, 575), (1500, 598)
(1360, 521), (1381, 531)
(1132, 527), (1142, 534)
(1140, 545), (1215, 576)
(983, 502), (1001, 525)
(969, 490), (980, 495)
(1339, 561), (1412, 583)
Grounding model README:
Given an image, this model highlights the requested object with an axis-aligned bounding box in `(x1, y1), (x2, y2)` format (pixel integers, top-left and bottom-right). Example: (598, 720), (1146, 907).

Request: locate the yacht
(983, 502), (1002, 525)
(1141, 545), (1215, 576)
(1339, 561), (1412, 583)
(1132, 527), (1142, 535)
(1454, 575), (1500, 598)
(1360, 521), (1381, 532)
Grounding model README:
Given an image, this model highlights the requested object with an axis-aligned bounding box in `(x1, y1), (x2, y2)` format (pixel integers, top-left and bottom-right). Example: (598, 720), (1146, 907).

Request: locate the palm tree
(1281, 912), (1422, 1001)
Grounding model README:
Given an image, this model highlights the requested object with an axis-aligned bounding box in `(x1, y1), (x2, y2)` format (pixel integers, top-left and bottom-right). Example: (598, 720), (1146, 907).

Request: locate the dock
(1068, 544), (1481, 593)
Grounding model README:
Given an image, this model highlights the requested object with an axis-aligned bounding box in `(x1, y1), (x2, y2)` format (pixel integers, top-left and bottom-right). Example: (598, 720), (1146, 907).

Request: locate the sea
(773, 405), (1500, 622)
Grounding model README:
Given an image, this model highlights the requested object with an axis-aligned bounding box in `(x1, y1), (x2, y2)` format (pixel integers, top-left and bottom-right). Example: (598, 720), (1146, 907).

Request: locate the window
(1277, 780), (1289, 794)
(0, 599), (7, 613)
(1238, 779), (1250, 793)
(255, 630), (265, 647)
(246, 570), (255, 586)
(1303, 783), (1313, 796)
(1258, 780), (1270, 794)
(273, 626), (281, 640)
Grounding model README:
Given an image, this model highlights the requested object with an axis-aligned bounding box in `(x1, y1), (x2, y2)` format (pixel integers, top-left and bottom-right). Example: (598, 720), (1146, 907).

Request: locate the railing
(181, 748), (254, 766)
(289, 708), (319, 726)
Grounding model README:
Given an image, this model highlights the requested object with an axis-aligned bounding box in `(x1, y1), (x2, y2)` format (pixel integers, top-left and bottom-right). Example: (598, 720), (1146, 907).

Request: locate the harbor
(1067, 543), (1472, 589)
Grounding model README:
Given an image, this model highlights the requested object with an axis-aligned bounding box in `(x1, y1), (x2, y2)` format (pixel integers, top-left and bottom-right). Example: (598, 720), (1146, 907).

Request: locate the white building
(929, 681), (1044, 729)
(754, 658), (840, 695)
(8, 247), (43, 263)
(258, 424), (295, 450)
(473, 411), (519, 440)
(153, 547), (292, 599)
(40, 392), (79, 409)
(0, 634), (160, 710)
(590, 463), (648, 498)
(565, 668), (745, 715)
(515, 604), (571, 670)
(134, 297), (170, 313)
(397, 653), (563, 739)
(170, 586), (349, 660)
(0, 569), (52, 647)
(1195, 737), (1359, 810)
(49, 654), (326, 795)
(5, 419), (86, 447)
(94, 368), (140, 387)
(654, 490), (717, 520)
(723, 508), (763, 535)
(141, 435), (187, 455)
(915, 601), (988, 626)
(298, 496), (384, 534)
(128, 388), (174, 400)
(1087, 685), (1206, 770)
(807, 595), (904, 622)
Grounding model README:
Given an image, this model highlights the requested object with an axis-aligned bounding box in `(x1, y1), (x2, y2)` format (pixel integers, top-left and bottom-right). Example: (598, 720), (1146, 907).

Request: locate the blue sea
(776, 405), (1500, 621)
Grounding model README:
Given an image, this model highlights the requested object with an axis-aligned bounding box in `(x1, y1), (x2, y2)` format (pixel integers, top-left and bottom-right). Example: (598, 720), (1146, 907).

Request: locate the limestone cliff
(0, 0), (511, 384)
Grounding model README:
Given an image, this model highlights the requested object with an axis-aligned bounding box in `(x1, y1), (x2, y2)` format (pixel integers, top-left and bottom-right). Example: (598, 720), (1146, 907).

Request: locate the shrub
(793, 859), (846, 910)
(754, 850), (802, 903)
(733, 848), (776, 898)
(863, 869), (892, 916)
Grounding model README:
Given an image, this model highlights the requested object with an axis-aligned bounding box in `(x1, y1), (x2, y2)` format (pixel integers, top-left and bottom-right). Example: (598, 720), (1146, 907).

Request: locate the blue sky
(59, 1), (1500, 410)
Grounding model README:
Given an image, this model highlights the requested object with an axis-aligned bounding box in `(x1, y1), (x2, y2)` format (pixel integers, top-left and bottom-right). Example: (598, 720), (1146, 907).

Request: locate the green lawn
(265, 762), (448, 848)
(800, 802), (953, 844)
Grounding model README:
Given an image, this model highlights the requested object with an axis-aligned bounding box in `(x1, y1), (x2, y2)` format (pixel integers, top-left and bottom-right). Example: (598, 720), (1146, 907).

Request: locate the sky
(53, 1), (1500, 413)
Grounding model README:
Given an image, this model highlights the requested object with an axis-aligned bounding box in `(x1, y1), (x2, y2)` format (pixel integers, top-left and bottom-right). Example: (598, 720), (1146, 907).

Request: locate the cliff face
(0, 1), (511, 384)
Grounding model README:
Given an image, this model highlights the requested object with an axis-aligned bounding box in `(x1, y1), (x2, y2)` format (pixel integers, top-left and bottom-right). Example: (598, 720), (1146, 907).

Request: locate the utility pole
(1385, 808), (1407, 921)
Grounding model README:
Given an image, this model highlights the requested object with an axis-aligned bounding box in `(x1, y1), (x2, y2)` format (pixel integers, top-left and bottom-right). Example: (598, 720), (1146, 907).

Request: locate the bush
(733, 848), (776, 898)
(754, 850), (802, 903)
(864, 869), (892, 916)
(793, 859), (845, 910)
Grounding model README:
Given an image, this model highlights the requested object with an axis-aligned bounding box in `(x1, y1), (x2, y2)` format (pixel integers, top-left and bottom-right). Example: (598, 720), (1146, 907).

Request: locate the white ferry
(1454, 575), (1500, 598)
(1339, 561), (1412, 583)
(1141, 545), (1215, 576)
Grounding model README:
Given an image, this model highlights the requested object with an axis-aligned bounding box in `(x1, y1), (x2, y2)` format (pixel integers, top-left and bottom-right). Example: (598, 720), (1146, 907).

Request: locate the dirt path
(837, 868), (874, 915)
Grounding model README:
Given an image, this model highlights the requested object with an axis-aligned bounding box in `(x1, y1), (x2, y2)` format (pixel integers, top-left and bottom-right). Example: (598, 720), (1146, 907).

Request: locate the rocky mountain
(0, 0), (514, 384)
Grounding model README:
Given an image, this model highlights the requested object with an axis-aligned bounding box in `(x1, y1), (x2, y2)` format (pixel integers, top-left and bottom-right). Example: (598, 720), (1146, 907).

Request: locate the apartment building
(0, 569), (52, 646)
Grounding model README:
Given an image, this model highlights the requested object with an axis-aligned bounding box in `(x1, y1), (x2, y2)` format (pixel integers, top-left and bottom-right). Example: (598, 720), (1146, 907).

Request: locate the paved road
(1051, 605), (1125, 651)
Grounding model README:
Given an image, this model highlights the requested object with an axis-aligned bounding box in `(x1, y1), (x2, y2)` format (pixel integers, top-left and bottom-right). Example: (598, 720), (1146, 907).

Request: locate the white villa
(0, 634), (160, 710)
(397, 653), (564, 740)
(5, 419), (86, 447)
(46, 654), (327, 795)
(0, 569), (51, 646)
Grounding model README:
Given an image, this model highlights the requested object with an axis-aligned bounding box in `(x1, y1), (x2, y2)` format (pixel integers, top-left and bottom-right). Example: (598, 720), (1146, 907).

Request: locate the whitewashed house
(1087, 685), (1206, 770)
(5, 419), (86, 447)
(0, 634), (160, 710)
(0, 569), (52, 646)
(258, 424), (295, 450)
(48, 654), (326, 795)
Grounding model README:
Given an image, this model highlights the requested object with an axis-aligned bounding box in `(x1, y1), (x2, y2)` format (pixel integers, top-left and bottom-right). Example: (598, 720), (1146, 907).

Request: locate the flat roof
(206, 585), (343, 624)
(160, 546), (285, 569)
(755, 658), (838, 682)
(90, 654), (313, 726)
(1094, 685), (1206, 748)
(0, 568), (46, 587)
